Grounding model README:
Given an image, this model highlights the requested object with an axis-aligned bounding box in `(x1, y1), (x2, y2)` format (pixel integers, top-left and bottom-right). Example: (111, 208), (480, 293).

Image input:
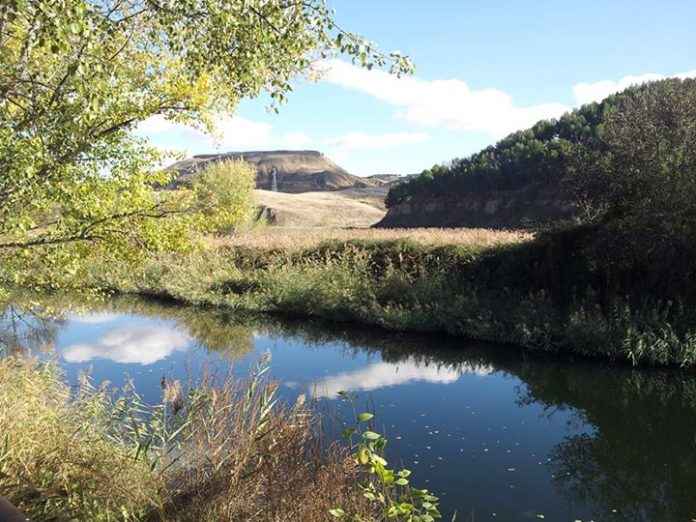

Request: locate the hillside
(167, 150), (414, 227)
(253, 187), (387, 227)
(169, 150), (380, 193)
(379, 82), (669, 228)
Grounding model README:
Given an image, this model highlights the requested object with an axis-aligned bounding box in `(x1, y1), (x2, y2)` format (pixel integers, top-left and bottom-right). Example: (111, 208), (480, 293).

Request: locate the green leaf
(357, 446), (370, 465)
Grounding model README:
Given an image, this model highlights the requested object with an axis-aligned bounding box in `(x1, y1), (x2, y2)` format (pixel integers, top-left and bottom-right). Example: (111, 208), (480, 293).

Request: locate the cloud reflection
(312, 358), (493, 399)
(69, 312), (123, 324)
(62, 325), (191, 365)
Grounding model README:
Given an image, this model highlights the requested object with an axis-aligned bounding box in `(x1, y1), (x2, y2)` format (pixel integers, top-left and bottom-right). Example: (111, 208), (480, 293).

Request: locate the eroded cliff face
(376, 184), (576, 229)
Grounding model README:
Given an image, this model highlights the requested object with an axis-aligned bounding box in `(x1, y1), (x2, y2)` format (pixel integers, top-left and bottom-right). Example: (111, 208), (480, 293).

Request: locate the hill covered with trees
(381, 78), (696, 229)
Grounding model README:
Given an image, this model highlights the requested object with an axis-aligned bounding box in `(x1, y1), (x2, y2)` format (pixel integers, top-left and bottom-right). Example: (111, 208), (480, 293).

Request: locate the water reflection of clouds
(62, 325), (191, 365)
(69, 312), (123, 324)
(312, 358), (493, 398)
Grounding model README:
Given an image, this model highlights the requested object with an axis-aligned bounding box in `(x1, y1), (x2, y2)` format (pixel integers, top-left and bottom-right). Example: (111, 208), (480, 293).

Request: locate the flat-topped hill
(168, 150), (379, 193)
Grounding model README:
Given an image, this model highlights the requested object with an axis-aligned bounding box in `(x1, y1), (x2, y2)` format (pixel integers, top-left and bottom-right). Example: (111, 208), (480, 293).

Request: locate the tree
(0, 0), (412, 258)
(567, 78), (696, 228)
(563, 78), (696, 283)
(384, 79), (696, 219)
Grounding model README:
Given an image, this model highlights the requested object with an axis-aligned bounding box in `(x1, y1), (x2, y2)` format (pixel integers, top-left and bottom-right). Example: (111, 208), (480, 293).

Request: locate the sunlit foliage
(0, 0), (412, 268)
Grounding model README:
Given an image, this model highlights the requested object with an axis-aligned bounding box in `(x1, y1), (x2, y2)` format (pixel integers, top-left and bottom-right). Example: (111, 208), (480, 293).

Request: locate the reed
(0, 356), (373, 521)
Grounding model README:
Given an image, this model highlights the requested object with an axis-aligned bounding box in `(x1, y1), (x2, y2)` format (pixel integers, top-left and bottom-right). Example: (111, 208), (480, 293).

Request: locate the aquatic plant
(331, 401), (443, 522)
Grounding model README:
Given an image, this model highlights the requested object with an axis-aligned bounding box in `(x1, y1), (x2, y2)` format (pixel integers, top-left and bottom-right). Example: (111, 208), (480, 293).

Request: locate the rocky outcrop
(376, 183), (576, 229)
(168, 150), (379, 193)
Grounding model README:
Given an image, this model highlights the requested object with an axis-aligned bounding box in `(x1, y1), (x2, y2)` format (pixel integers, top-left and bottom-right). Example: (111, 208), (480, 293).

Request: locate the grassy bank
(6, 226), (696, 366)
(9, 226), (693, 367)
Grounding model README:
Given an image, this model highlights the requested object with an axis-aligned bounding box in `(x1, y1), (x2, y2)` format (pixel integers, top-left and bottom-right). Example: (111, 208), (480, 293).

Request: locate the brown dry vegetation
(253, 188), (387, 227)
(215, 226), (533, 252)
(0, 356), (372, 522)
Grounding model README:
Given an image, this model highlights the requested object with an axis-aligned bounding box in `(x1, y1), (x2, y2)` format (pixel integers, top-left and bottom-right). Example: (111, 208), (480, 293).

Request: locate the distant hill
(168, 150), (380, 193)
(366, 173), (418, 186)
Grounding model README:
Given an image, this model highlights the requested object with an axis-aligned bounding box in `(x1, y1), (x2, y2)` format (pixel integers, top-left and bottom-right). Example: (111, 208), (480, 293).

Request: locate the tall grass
(0, 356), (373, 521)
(210, 227), (532, 252)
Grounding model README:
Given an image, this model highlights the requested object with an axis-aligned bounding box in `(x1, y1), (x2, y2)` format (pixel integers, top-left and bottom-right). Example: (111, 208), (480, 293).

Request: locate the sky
(138, 0), (696, 176)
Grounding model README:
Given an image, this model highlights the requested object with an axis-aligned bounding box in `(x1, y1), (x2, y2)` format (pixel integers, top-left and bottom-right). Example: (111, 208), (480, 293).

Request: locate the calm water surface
(2, 295), (696, 521)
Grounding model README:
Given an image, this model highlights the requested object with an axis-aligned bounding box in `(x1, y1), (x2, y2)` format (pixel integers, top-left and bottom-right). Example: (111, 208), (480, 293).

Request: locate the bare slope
(255, 189), (386, 227)
(253, 188), (387, 228)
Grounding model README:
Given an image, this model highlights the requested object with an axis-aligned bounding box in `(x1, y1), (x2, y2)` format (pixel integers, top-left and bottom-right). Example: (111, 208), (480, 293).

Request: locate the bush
(189, 159), (257, 234)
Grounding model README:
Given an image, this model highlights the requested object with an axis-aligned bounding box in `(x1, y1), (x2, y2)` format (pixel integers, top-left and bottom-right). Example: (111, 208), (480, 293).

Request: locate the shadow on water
(266, 316), (696, 521)
(2, 292), (696, 521)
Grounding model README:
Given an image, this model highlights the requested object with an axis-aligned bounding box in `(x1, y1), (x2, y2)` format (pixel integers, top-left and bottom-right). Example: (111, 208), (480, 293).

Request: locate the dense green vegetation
(378, 78), (696, 363)
(386, 78), (696, 210)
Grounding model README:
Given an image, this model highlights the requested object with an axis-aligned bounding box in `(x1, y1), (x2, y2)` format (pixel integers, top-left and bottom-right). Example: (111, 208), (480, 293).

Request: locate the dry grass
(0, 356), (372, 522)
(214, 226), (533, 252)
(254, 188), (387, 228)
(0, 357), (162, 521)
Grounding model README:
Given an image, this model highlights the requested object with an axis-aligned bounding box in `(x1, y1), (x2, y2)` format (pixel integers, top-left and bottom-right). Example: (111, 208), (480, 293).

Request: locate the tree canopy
(0, 0), (412, 262)
(386, 79), (696, 214)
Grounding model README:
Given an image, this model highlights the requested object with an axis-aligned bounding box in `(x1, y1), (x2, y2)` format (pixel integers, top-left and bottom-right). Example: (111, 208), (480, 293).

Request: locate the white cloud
(572, 70), (696, 105)
(62, 325), (191, 365)
(317, 59), (570, 138)
(319, 60), (696, 138)
(135, 64), (696, 169)
(311, 358), (493, 399)
(324, 131), (429, 151)
(69, 312), (122, 324)
(136, 114), (274, 153)
(137, 113), (430, 161)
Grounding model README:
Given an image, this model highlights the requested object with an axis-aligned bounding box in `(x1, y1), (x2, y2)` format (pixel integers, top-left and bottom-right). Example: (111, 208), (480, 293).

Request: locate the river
(2, 294), (695, 521)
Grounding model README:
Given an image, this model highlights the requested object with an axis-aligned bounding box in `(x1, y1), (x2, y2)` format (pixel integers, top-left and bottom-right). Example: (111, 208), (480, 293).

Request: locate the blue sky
(139, 0), (696, 176)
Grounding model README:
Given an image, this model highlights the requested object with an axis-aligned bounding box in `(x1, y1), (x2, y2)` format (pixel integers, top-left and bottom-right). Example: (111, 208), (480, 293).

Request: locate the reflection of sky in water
(45, 311), (591, 519)
(63, 324), (190, 364)
(31, 306), (687, 521)
(53, 313), (232, 403)
(311, 358), (492, 398)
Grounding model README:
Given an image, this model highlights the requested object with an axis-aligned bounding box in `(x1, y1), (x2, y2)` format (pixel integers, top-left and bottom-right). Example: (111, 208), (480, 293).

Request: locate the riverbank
(0, 355), (376, 521)
(10, 226), (695, 367)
